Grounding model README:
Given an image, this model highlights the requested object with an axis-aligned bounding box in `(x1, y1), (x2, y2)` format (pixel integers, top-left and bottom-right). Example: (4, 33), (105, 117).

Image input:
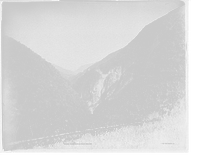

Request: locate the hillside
(2, 36), (89, 148)
(73, 5), (186, 127)
(49, 99), (187, 150)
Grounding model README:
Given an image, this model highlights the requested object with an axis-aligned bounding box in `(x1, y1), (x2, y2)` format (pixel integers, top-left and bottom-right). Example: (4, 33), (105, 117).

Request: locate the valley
(2, 6), (187, 151)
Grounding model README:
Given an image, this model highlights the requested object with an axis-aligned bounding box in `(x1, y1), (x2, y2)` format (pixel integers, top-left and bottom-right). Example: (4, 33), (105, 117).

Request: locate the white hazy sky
(3, 1), (182, 71)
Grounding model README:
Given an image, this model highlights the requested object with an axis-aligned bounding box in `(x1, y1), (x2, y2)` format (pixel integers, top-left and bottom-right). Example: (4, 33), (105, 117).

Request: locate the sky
(3, 1), (182, 71)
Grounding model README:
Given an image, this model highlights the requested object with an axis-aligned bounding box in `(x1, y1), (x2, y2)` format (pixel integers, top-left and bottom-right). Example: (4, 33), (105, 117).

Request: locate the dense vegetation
(2, 36), (89, 145)
(97, 77), (185, 125)
(49, 99), (186, 150)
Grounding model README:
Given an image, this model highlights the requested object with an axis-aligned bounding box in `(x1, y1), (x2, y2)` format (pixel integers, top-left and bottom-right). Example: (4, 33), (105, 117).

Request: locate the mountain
(72, 5), (186, 127)
(53, 63), (93, 84)
(2, 36), (89, 146)
(68, 63), (94, 85)
(53, 64), (75, 79)
(75, 63), (93, 74)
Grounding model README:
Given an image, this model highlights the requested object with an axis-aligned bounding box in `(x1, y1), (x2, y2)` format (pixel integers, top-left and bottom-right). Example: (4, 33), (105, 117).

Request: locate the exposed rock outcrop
(87, 67), (122, 113)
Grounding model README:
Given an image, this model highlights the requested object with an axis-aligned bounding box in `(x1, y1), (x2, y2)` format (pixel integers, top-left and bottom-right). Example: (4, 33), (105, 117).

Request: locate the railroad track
(8, 119), (159, 147)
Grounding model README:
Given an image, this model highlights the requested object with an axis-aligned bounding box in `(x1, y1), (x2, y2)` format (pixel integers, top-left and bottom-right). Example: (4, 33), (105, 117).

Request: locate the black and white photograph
(1, 0), (187, 152)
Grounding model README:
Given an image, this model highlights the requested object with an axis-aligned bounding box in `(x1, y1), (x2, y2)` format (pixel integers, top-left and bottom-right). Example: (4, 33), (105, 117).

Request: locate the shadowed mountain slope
(73, 5), (186, 127)
(2, 36), (89, 146)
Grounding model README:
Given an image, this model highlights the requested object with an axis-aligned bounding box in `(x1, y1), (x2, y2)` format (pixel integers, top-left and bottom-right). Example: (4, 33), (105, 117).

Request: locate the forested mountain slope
(2, 36), (88, 145)
(73, 5), (185, 126)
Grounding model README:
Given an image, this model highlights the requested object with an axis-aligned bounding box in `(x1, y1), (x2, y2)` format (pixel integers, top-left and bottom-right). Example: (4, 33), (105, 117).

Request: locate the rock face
(73, 5), (186, 126)
(87, 67), (122, 114)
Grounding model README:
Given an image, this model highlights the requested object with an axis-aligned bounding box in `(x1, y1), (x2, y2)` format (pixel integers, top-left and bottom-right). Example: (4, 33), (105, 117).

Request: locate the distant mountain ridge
(53, 64), (75, 80)
(72, 5), (185, 126)
(53, 63), (93, 82)
(53, 64), (74, 75)
(75, 63), (93, 74)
